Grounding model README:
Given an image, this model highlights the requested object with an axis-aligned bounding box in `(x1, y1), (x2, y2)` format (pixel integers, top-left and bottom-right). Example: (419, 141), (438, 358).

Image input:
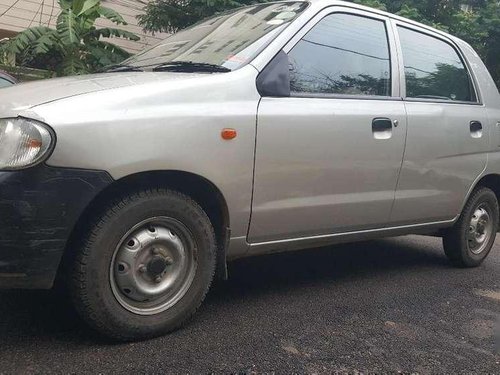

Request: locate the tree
(139, 0), (499, 89)
(138, 0), (258, 33)
(353, 0), (500, 89)
(0, 0), (140, 76)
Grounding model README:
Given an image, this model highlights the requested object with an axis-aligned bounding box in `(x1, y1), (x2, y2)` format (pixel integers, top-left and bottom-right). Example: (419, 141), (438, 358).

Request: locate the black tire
(70, 188), (216, 341)
(443, 187), (499, 268)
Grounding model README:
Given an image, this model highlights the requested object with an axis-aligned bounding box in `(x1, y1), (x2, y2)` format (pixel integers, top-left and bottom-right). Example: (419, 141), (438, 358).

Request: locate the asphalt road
(0, 235), (499, 374)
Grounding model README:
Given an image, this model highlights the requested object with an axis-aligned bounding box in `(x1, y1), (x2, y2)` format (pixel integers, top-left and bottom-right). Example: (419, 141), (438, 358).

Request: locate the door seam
(245, 96), (263, 243)
(388, 102), (409, 221)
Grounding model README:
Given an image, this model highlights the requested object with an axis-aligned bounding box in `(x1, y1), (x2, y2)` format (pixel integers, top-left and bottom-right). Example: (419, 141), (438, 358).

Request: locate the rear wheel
(70, 188), (216, 341)
(443, 187), (498, 267)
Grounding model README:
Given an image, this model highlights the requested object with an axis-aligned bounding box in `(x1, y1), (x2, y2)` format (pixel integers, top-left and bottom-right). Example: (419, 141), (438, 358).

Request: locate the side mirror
(256, 50), (291, 97)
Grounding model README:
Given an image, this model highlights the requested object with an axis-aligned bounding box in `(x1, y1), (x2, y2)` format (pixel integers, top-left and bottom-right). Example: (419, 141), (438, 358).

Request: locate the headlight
(0, 118), (54, 170)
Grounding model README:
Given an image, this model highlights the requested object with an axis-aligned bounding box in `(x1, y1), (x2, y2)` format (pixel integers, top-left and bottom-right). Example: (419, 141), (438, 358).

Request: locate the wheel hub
(147, 255), (169, 278)
(110, 217), (197, 315)
(468, 206), (493, 254)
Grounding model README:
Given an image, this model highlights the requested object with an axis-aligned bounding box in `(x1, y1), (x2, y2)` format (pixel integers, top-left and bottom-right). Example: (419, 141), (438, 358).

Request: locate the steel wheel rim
(110, 216), (197, 315)
(467, 204), (493, 255)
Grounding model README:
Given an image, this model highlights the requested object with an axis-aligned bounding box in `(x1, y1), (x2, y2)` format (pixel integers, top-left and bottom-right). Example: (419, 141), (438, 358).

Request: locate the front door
(248, 9), (407, 243)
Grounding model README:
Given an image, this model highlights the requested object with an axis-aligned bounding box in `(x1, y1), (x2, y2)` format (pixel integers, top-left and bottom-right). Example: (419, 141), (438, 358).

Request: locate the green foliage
(139, 0), (499, 89)
(138, 0), (249, 33)
(353, 0), (387, 10)
(353, 0), (500, 88)
(0, 0), (140, 76)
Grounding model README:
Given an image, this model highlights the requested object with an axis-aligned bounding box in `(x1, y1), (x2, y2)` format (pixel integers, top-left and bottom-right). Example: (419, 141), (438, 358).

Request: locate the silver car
(0, 0), (499, 341)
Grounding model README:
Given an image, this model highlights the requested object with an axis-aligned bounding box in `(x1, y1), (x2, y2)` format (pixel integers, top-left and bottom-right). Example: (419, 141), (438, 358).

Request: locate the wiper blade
(152, 61), (231, 73)
(101, 64), (144, 73)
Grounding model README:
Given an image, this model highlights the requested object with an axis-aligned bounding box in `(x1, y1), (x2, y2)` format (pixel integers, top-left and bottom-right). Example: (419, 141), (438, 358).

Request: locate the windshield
(123, 2), (308, 72)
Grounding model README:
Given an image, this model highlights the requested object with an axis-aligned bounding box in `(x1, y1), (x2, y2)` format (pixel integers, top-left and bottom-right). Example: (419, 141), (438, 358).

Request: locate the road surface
(0, 235), (499, 374)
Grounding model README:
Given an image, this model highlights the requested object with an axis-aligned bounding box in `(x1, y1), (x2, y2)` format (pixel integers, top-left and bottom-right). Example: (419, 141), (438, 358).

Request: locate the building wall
(0, 0), (167, 54)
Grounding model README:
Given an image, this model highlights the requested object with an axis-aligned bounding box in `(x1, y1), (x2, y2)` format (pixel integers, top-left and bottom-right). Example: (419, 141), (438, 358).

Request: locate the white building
(0, 0), (167, 54)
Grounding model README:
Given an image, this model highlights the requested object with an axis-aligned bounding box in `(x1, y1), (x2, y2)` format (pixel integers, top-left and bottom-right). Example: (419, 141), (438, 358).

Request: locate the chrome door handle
(470, 121), (483, 139)
(372, 118), (393, 140)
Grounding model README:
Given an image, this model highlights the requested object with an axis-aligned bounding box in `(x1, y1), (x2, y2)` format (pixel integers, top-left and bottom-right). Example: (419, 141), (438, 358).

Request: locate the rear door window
(397, 26), (476, 102)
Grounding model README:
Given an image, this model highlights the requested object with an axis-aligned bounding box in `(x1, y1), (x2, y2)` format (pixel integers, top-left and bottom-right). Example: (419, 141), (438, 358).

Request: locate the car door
(389, 23), (490, 225)
(248, 8), (407, 244)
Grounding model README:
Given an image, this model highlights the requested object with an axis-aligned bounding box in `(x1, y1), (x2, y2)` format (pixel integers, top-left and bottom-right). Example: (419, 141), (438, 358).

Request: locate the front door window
(287, 13), (392, 97)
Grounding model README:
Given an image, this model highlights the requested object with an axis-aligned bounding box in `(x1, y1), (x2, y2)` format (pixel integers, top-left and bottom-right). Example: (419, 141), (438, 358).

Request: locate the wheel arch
(58, 170), (231, 285)
(466, 173), (500, 228)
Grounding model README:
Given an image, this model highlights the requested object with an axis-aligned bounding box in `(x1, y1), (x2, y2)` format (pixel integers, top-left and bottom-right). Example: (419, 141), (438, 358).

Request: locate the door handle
(470, 121), (483, 139)
(497, 122), (500, 147)
(372, 118), (393, 140)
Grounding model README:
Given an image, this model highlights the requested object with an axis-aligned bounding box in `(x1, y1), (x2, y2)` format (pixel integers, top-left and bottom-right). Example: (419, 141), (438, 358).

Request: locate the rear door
(389, 23), (489, 225)
(248, 8), (407, 243)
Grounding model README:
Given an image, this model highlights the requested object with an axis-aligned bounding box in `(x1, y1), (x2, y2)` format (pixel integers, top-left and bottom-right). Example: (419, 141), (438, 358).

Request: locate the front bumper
(0, 164), (113, 289)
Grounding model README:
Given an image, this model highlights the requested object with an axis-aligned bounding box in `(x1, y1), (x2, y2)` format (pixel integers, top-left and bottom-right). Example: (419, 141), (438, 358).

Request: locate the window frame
(280, 6), (401, 100)
(391, 20), (482, 106)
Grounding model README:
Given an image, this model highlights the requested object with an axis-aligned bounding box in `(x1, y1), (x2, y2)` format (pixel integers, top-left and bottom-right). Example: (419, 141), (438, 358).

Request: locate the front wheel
(70, 188), (216, 341)
(443, 187), (498, 268)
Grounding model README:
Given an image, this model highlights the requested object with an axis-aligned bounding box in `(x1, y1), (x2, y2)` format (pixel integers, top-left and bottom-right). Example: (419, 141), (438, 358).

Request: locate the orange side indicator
(26, 139), (43, 148)
(221, 128), (237, 140)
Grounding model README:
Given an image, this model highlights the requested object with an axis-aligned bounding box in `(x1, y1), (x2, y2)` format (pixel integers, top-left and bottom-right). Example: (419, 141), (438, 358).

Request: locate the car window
(287, 13), (392, 96)
(397, 26), (475, 102)
(125, 2), (309, 71)
(0, 77), (13, 88)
